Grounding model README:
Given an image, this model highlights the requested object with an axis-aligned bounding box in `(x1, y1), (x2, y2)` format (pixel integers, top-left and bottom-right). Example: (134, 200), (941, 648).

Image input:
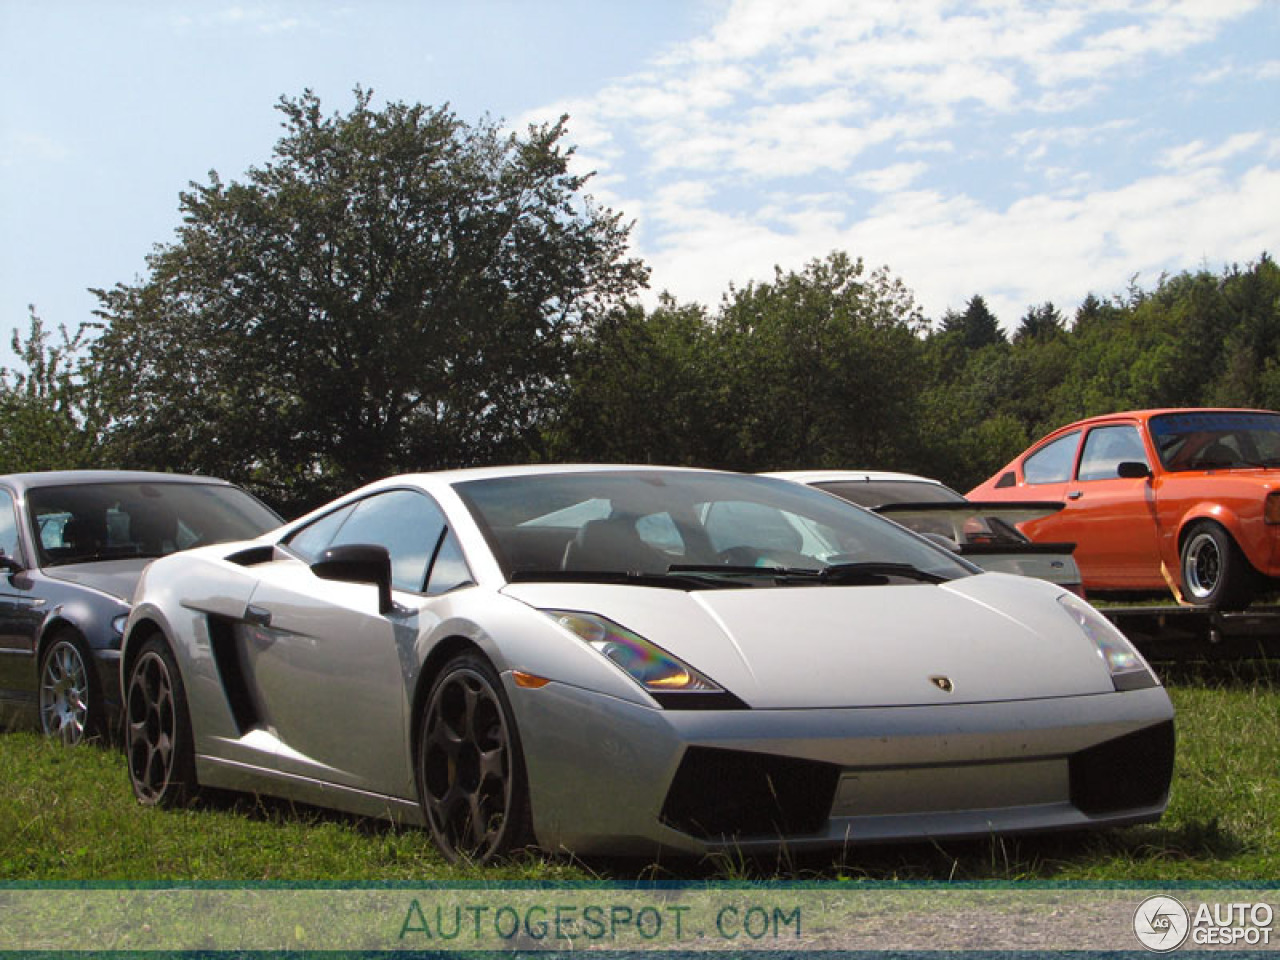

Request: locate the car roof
(1051, 407), (1280, 432)
(322, 463), (737, 500)
(0, 470), (237, 493)
(763, 470), (946, 486)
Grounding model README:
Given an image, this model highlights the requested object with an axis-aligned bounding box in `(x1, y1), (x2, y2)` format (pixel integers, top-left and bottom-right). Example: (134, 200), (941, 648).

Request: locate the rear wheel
(416, 651), (531, 863)
(1180, 522), (1253, 609)
(125, 636), (197, 806)
(38, 632), (101, 745)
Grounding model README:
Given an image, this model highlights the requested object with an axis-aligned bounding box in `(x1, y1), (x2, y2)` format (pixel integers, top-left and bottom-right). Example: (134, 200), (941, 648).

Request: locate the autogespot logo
(1134, 895), (1191, 952)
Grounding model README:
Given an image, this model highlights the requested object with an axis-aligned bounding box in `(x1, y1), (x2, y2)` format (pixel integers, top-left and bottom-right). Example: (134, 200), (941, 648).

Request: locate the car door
(240, 489), (456, 799)
(0, 488), (43, 716)
(1001, 430), (1081, 544)
(1045, 423), (1164, 588)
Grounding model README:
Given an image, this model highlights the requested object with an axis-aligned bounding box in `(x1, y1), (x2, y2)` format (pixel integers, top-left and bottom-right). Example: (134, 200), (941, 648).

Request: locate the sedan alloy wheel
(39, 635), (96, 745)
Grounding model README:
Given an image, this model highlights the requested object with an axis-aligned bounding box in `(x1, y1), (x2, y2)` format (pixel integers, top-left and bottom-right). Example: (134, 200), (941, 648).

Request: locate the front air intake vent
(660, 746), (840, 840)
(1069, 720), (1175, 815)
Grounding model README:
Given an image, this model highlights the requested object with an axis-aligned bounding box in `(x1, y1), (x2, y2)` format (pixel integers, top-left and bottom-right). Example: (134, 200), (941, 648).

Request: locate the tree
(939, 294), (1005, 350)
(90, 88), (648, 512)
(715, 252), (926, 471)
(1013, 302), (1065, 344)
(0, 308), (99, 473)
(551, 297), (734, 466)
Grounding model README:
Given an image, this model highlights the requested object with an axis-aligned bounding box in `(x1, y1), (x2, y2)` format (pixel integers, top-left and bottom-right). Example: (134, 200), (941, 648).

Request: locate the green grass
(1, 665), (1276, 883)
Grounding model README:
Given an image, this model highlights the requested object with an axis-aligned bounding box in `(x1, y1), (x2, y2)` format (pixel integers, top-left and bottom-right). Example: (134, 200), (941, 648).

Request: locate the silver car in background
(768, 470), (1084, 595)
(121, 465), (1173, 863)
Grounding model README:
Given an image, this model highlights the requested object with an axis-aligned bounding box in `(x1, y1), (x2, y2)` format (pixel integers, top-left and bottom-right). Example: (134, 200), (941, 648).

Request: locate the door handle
(1067, 490), (1083, 500)
(244, 604), (272, 627)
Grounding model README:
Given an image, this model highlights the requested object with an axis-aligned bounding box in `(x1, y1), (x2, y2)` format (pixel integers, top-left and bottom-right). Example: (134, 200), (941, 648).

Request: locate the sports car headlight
(543, 610), (720, 694)
(1058, 593), (1159, 691)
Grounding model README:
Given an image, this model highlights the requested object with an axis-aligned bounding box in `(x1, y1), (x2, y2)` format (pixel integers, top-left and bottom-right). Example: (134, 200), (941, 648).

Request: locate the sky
(2, 0), (1278, 371)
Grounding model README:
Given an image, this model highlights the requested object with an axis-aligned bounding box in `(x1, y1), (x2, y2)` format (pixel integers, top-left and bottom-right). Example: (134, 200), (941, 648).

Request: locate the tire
(38, 632), (102, 745)
(124, 636), (197, 806)
(1180, 522), (1254, 609)
(416, 651), (532, 863)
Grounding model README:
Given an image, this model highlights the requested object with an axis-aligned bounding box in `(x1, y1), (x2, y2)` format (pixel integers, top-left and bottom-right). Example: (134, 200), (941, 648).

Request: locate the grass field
(1, 663), (1275, 883)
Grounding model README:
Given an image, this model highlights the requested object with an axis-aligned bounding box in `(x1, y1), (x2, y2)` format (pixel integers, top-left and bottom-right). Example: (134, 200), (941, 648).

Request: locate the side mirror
(0, 551), (23, 575)
(1117, 461), (1152, 480)
(311, 543), (393, 614)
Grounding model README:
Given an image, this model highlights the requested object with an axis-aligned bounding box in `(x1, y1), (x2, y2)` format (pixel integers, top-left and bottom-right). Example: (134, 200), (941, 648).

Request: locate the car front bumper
(510, 680), (1175, 857)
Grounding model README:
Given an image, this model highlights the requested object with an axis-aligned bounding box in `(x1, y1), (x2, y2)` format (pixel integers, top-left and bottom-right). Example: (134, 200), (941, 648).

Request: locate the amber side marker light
(512, 670), (551, 689)
(1265, 491), (1280, 524)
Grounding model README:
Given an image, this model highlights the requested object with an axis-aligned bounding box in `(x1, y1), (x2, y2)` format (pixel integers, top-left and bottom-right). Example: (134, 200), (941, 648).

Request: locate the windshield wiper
(507, 569), (744, 590)
(816, 562), (949, 585)
(668, 562), (949, 585)
(666, 563), (816, 577)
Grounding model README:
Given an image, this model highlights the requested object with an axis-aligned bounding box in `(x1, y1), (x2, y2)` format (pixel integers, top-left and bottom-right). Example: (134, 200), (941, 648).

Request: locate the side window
(0, 489), (21, 563)
(1022, 431), (1080, 484)
(329, 490), (447, 594)
(286, 503), (356, 563)
(426, 529), (473, 595)
(1078, 425), (1149, 481)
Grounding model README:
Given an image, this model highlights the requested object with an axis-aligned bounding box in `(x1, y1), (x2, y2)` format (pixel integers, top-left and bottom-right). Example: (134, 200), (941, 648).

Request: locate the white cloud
(1160, 132), (1267, 172)
(524, 0), (1275, 325)
(854, 162), (929, 194)
(0, 131), (70, 167)
(633, 138), (1279, 326)
(169, 5), (306, 35)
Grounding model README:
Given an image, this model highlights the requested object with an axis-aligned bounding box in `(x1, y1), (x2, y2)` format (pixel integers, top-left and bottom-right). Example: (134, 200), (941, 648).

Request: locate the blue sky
(2, 1), (1277, 371)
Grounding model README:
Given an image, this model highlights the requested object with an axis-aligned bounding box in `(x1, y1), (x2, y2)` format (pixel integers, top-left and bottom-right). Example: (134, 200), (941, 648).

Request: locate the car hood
(503, 573), (1116, 708)
(41, 557), (152, 603)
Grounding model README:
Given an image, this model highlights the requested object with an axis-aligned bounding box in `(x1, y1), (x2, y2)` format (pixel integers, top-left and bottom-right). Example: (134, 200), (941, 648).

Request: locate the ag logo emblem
(1134, 895), (1190, 952)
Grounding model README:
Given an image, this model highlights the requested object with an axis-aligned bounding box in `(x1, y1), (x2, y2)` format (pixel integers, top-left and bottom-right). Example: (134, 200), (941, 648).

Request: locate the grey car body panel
(42, 558), (151, 602)
(515, 681), (1174, 855)
(122, 465), (1174, 856)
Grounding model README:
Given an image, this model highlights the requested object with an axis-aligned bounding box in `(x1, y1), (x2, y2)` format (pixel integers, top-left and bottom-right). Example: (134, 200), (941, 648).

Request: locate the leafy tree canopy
(90, 88), (648, 512)
(0, 309), (98, 473)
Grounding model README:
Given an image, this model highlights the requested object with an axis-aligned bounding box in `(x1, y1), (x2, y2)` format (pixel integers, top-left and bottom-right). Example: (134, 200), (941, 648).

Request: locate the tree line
(3, 90), (1278, 516)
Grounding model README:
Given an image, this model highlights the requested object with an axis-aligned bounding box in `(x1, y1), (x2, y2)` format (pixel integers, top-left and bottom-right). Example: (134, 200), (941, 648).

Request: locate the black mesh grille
(1069, 720), (1175, 815)
(660, 746), (841, 840)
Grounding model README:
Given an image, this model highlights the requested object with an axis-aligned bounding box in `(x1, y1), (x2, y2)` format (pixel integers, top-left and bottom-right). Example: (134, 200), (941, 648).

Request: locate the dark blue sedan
(0, 471), (281, 743)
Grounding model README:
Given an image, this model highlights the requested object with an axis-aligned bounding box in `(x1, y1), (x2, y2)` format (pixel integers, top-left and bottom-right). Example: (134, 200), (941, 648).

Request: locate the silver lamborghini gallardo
(120, 466), (1175, 862)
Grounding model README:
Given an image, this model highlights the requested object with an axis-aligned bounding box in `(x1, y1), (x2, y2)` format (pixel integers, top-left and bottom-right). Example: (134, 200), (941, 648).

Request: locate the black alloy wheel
(417, 651), (531, 863)
(125, 636), (196, 806)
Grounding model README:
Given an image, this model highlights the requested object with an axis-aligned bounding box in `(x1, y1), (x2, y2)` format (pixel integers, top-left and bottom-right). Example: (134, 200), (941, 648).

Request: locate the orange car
(969, 408), (1280, 607)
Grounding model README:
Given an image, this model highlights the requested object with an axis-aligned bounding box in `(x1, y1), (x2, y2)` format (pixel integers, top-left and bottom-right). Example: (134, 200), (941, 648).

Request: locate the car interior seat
(562, 516), (666, 573)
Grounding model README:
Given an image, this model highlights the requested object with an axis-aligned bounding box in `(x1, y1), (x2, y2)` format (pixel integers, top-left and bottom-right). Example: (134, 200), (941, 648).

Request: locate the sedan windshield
(28, 481), (282, 567)
(455, 471), (975, 587)
(1150, 411), (1280, 471)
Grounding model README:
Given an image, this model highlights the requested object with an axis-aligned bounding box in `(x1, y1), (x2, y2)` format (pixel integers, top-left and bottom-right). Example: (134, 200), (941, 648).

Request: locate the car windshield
(1150, 411), (1280, 471)
(28, 481), (282, 567)
(454, 470), (975, 588)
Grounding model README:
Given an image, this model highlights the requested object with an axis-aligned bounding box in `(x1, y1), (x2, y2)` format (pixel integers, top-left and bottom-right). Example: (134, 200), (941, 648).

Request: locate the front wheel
(416, 651), (532, 863)
(38, 632), (101, 745)
(125, 636), (197, 806)
(1180, 522), (1254, 609)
